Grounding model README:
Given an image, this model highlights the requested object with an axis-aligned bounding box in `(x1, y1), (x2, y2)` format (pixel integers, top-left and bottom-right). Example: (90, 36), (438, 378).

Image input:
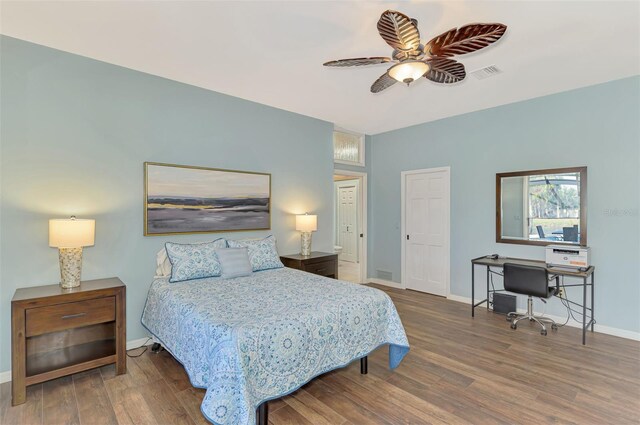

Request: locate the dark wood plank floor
(2, 284), (639, 424)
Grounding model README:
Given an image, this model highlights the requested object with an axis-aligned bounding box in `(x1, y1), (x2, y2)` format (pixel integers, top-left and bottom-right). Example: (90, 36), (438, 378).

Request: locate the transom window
(333, 129), (364, 166)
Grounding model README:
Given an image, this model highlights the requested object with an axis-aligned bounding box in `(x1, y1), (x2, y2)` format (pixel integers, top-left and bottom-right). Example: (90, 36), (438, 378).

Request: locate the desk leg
(471, 263), (475, 317)
(582, 276), (587, 345)
(591, 272), (595, 332)
(486, 266), (490, 311)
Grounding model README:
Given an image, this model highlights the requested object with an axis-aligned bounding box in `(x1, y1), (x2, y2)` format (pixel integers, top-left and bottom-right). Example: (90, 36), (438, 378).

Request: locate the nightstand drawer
(26, 296), (116, 337)
(280, 252), (338, 279)
(304, 261), (335, 276)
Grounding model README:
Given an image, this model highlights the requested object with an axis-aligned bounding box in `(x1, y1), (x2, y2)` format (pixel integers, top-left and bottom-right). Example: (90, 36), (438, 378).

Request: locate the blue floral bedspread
(141, 267), (409, 425)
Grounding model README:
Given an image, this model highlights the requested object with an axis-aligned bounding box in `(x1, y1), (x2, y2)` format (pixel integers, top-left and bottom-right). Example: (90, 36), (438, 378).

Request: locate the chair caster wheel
(151, 343), (162, 353)
(506, 316), (512, 321)
(551, 324), (558, 331)
(541, 330), (547, 336)
(510, 324), (517, 330)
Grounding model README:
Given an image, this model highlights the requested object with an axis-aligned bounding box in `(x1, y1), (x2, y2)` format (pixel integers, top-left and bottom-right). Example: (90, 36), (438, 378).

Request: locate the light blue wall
(1, 36), (638, 378)
(0, 36), (335, 372)
(369, 76), (640, 333)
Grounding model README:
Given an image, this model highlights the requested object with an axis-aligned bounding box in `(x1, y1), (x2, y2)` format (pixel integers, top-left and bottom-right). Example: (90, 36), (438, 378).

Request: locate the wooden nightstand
(280, 252), (338, 278)
(11, 277), (126, 406)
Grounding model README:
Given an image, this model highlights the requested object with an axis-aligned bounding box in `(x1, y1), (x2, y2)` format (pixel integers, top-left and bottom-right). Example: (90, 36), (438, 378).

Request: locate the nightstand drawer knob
(61, 313), (87, 320)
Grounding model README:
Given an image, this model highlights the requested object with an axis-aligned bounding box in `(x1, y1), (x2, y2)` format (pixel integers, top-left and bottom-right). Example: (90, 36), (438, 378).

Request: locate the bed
(141, 266), (409, 425)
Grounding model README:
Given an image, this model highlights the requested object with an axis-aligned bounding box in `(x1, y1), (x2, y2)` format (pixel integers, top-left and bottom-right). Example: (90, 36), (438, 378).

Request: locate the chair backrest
(536, 225), (545, 238)
(504, 263), (552, 298)
(563, 226), (579, 242)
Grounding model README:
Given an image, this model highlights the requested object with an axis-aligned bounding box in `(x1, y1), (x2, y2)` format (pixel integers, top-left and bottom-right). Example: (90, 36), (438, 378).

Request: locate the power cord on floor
(538, 296), (548, 317)
(488, 269), (502, 307)
(126, 337), (152, 358)
(554, 302), (572, 328)
(554, 276), (594, 328)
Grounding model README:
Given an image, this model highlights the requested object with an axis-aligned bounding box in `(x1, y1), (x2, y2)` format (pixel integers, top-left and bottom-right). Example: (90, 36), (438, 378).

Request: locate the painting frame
(144, 162), (271, 236)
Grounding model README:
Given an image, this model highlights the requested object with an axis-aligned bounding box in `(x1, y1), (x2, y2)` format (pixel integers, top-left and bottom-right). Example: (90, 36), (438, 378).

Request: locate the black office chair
(503, 263), (559, 335)
(563, 226), (579, 242)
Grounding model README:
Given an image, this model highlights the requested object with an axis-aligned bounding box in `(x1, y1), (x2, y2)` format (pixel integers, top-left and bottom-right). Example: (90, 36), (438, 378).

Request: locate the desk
(471, 256), (595, 345)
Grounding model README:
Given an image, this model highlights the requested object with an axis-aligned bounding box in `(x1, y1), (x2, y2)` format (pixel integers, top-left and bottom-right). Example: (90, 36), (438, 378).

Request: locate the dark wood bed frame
(151, 343), (368, 425)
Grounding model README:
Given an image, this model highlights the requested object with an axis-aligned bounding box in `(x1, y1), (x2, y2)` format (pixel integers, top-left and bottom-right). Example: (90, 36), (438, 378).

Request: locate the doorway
(401, 167), (450, 296)
(333, 171), (367, 283)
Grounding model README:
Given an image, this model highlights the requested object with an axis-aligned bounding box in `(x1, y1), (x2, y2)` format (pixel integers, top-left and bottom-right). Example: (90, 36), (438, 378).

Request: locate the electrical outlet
(558, 288), (566, 299)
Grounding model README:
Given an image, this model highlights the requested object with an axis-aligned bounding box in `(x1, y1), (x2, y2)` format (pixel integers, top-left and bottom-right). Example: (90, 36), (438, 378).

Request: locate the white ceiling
(2, 1), (639, 135)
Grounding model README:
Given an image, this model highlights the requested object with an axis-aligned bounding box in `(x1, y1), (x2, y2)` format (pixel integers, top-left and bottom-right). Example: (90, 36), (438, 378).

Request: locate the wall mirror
(496, 167), (587, 246)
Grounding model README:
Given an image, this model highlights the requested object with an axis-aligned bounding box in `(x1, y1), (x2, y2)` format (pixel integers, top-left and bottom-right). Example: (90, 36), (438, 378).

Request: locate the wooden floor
(338, 260), (360, 283)
(2, 284), (639, 425)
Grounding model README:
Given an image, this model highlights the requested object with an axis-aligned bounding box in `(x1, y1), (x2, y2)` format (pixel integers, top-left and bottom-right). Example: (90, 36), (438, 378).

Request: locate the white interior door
(337, 181), (358, 263)
(402, 168), (450, 296)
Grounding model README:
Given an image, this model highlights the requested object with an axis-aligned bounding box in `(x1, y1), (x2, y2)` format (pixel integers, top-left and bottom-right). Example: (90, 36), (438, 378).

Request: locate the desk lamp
(295, 213), (317, 257)
(49, 216), (95, 289)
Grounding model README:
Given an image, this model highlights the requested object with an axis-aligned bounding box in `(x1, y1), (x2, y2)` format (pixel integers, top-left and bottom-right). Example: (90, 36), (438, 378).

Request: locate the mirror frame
(496, 166), (587, 246)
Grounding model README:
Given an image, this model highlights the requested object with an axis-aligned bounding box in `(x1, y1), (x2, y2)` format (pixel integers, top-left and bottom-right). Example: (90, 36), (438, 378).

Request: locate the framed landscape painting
(144, 162), (271, 235)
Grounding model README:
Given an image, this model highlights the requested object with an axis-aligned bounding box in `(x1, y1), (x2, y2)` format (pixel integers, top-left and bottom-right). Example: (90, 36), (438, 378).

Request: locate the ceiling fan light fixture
(388, 61), (430, 85)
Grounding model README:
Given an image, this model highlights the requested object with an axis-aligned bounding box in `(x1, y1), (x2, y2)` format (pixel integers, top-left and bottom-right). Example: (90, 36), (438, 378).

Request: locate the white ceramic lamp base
(300, 232), (312, 257)
(58, 247), (83, 289)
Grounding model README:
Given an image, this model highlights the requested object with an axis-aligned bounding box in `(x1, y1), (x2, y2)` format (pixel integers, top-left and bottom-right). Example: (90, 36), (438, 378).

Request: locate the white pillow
(155, 248), (172, 278)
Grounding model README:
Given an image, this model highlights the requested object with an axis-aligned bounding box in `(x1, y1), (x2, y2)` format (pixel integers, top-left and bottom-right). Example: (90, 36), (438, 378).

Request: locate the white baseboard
(447, 294), (471, 304)
(368, 277), (405, 289)
(0, 336), (154, 384)
(126, 336), (154, 350)
(446, 294), (640, 341)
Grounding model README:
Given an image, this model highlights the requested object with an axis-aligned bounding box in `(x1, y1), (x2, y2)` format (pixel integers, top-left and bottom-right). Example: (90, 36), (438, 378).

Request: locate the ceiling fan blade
(377, 10), (421, 52)
(371, 72), (397, 93)
(424, 58), (466, 84)
(425, 23), (507, 57)
(323, 57), (392, 67)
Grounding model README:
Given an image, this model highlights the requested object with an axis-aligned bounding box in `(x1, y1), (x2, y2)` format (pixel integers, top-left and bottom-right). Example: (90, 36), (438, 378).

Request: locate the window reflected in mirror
(497, 167), (587, 246)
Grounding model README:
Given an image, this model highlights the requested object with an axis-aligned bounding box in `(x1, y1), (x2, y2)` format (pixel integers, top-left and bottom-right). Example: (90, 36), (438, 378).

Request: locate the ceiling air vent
(471, 65), (502, 80)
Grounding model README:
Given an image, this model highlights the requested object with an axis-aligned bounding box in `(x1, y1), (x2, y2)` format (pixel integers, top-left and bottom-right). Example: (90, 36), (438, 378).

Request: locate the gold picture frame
(144, 162), (271, 236)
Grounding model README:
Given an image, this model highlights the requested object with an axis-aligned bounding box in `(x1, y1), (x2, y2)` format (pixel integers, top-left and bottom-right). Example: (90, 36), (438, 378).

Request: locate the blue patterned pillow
(227, 235), (284, 272)
(165, 239), (227, 283)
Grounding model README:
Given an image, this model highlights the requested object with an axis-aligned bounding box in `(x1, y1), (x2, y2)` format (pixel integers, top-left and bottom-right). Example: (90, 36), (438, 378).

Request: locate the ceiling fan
(324, 10), (507, 93)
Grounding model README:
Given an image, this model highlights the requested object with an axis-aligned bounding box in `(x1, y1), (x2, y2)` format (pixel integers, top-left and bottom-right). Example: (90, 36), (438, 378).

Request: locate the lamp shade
(388, 60), (430, 84)
(49, 218), (95, 248)
(295, 214), (317, 232)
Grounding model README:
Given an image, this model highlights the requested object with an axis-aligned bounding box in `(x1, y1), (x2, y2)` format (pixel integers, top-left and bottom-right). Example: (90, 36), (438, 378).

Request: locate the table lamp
(49, 216), (95, 289)
(295, 213), (317, 257)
